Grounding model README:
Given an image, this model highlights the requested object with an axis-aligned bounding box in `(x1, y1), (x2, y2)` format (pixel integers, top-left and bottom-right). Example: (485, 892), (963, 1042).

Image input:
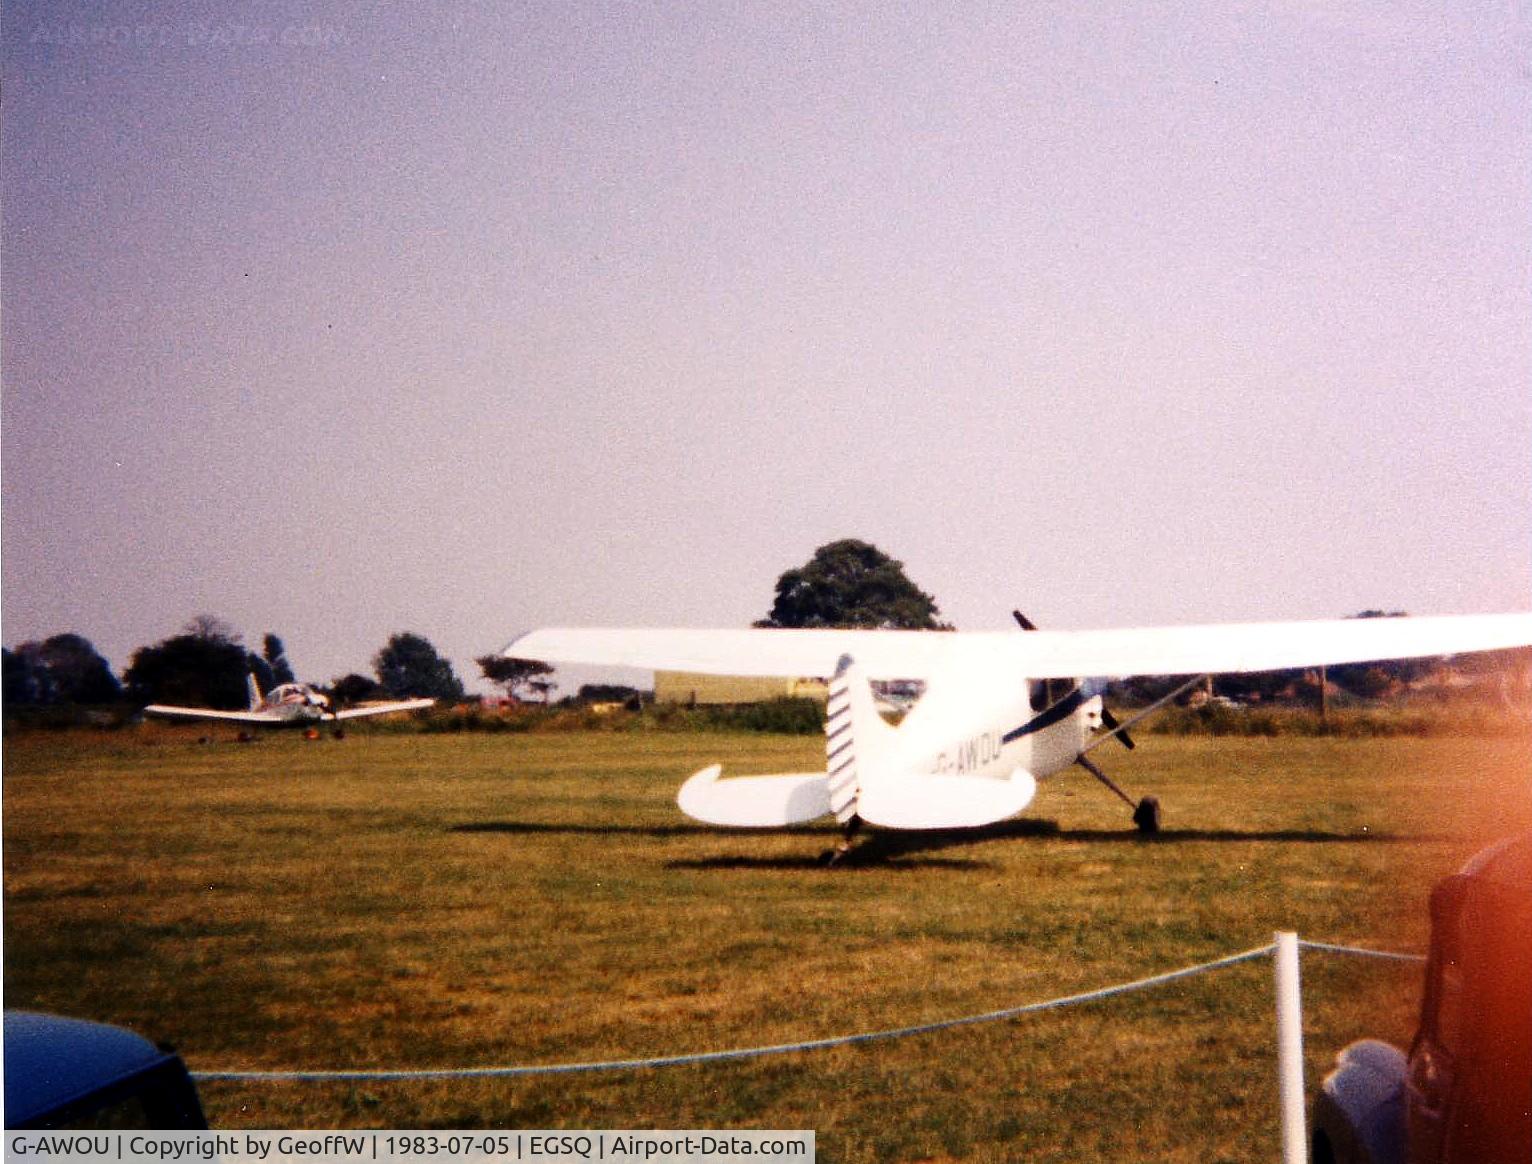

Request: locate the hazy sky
(4, 1), (1529, 693)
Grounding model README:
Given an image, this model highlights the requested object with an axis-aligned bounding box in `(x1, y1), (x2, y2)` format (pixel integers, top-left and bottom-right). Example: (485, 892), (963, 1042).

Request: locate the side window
(1030, 679), (1080, 711)
(1047, 678), (1076, 706)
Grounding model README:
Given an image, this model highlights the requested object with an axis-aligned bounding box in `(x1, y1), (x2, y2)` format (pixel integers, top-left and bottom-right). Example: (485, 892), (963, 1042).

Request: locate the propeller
(1098, 704), (1136, 749)
(1013, 609), (1135, 749)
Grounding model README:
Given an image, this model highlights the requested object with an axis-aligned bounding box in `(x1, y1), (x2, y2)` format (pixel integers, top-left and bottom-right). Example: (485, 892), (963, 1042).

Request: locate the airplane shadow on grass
(448, 818), (1427, 871)
(449, 819), (1000, 870)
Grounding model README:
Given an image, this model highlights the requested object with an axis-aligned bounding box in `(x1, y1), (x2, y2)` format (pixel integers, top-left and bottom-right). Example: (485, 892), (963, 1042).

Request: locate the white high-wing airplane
(144, 674), (434, 727)
(506, 611), (1532, 859)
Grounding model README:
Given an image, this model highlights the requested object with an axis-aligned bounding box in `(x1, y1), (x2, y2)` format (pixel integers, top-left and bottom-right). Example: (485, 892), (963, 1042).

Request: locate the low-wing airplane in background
(506, 611), (1532, 860)
(144, 674), (434, 729)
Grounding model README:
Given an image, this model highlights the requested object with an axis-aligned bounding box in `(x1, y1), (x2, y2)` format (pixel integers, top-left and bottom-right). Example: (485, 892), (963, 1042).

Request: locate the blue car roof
(4, 1011), (176, 1126)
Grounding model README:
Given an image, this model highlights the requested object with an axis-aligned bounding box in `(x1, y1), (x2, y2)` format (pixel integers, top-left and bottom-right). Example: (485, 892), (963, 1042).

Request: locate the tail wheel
(1133, 796), (1162, 834)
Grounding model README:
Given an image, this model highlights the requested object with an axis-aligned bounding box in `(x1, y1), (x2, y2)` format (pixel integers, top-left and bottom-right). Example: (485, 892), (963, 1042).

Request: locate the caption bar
(5, 1132), (814, 1164)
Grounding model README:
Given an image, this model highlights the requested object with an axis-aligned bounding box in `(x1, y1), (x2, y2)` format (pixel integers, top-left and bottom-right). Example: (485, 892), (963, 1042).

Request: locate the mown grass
(4, 726), (1530, 1161)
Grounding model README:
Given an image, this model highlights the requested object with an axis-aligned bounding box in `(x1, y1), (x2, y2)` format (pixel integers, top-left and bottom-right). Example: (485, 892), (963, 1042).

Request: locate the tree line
(3, 540), (936, 715)
(5, 541), (1498, 717)
(3, 616), (468, 712)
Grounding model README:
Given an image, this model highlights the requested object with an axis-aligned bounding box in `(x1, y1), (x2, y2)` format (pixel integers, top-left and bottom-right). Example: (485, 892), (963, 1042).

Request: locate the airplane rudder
(823, 653), (897, 824)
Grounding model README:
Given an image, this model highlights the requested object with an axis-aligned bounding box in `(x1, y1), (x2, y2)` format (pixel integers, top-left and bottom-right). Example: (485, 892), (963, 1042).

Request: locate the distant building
(654, 671), (829, 706)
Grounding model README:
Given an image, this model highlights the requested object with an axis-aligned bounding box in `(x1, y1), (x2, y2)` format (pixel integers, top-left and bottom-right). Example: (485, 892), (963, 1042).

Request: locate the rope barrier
(193, 937), (1421, 1084)
(1298, 939), (1426, 964)
(195, 943), (1277, 1082)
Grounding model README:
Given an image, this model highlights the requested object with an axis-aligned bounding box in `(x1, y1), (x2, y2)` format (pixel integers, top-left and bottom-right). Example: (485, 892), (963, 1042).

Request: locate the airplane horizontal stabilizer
(859, 770), (1038, 830)
(676, 765), (831, 827)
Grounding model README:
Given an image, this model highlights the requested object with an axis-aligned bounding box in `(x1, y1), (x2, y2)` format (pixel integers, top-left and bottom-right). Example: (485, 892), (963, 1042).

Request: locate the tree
(477, 655), (557, 703)
(262, 634), (296, 686)
(373, 633), (464, 702)
(185, 613), (240, 644)
(329, 672), (383, 708)
(12, 634), (122, 705)
(4, 648), (45, 706)
(756, 539), (951, 629)
(124, 631), (250, 710)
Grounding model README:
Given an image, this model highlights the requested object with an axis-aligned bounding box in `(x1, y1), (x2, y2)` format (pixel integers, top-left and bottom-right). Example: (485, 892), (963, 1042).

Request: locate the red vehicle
(1312, 833), (1532, 1163)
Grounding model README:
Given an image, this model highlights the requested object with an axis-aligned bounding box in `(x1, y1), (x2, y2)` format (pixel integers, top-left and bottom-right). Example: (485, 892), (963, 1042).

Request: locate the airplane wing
(331, 698), (436, 720)
(505, 612), (1532, 681)
(142, 705), (288, 724)
(505, 627), (971, 680)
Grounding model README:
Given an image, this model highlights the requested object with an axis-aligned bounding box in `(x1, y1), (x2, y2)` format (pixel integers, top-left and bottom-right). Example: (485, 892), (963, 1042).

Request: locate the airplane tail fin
(247, 672), (263, 711)
(825, 653), (895, 825)
(829, 651), (1037, 830)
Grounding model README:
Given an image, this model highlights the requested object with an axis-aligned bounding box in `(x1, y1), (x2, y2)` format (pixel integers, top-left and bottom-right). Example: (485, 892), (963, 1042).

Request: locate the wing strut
(1076, 754), (1164, 834)
(1076, 753), (1136, 809)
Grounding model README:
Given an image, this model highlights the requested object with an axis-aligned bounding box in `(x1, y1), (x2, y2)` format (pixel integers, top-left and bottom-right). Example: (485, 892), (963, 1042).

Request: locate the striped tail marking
(825, 655), (860, 824)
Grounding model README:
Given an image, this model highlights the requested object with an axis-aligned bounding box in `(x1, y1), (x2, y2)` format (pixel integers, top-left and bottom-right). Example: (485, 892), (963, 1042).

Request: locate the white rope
(194, 943), (1277, 1082)
(193, 937), (1423, 1083)
(1298, 939), (1426, 964)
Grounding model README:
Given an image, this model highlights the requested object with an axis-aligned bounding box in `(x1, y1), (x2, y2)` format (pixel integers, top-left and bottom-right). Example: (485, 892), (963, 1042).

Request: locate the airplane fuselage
(260, 682), (333, 722)
(895, 661), (1100, 786)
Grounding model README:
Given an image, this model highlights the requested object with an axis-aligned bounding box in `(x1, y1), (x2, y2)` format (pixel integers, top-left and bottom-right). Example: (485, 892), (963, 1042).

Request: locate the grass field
(4, 725), (1530, 1161)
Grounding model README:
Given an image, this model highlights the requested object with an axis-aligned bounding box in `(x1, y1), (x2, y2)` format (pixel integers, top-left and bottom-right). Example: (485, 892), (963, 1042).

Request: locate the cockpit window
(1029, 679), (1079, 712)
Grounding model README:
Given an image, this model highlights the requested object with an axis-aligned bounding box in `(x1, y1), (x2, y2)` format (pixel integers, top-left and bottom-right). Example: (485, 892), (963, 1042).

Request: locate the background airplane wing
(142, 705), (286, 723)
(331, 698), (436, 720)
(506, 612), (1532, 681)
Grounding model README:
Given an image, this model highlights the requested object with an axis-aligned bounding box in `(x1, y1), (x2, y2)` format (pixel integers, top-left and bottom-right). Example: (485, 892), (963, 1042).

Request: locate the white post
(1274, 931), (1307, 1164)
